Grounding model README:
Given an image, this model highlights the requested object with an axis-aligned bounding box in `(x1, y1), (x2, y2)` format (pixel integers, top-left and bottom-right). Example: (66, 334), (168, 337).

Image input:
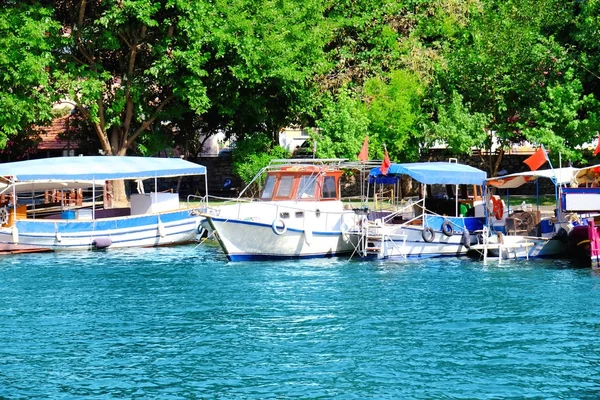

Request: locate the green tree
(231, 133), (289, 192)
(51, 0), (211, 158)
(364, 69), (425, 161)
(0, 3), (58, 148)
(437, 0), (595, 173)
(313, 88), (369, 160)
(198, 0), (331, 144)
(428, 91), (490, 155)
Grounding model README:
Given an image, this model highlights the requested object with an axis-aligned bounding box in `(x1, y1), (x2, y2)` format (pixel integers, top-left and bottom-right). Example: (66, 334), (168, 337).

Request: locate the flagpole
(542, 144), (561, 222)
(542, 145), (557, 186)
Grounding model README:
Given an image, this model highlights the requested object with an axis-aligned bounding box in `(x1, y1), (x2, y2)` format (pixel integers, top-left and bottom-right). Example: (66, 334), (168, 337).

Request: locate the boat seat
(506, 210), (541, 236)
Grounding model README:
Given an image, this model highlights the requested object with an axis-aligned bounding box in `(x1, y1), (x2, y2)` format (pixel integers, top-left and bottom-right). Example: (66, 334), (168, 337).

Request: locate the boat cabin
(260, 166), (342, 201)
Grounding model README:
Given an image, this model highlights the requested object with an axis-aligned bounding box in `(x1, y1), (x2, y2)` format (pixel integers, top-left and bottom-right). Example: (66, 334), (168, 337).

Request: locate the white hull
(202, 200), (360, 261)
(481, 234), (568, 260)
(205, 217), (357, 261)
(0, 210), (202, 252)
(354, 224), (473, 259)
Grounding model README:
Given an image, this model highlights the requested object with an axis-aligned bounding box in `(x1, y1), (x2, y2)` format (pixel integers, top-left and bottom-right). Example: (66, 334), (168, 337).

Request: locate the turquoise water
(1, 243), (599, 399)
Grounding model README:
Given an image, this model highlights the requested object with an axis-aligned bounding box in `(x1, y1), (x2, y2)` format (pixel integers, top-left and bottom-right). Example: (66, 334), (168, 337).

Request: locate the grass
(503, 194), (557, 207)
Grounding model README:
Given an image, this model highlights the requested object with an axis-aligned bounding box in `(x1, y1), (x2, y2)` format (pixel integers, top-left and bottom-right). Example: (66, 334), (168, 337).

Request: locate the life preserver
(271, 218), (287, 235)
(422, 227), (435, 243)
(441, 219), (454, 236)
(0, 206), (8, 226)
(487, 195), (504, 220)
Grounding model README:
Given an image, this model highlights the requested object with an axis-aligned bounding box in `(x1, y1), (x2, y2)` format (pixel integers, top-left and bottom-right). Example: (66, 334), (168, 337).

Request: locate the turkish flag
(358, 136), (368, 162)
(380, 149), (391, 175)
(523, 147), (547, 171)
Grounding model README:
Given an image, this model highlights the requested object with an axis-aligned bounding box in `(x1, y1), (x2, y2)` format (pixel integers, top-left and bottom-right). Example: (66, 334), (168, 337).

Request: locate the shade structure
(0, 156), (206, 183)
(486, 167), (578, 189)
(370, 162), (487, 186)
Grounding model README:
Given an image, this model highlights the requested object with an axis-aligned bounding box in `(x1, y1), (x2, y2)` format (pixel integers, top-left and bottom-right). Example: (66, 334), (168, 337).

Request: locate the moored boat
(562, 164), (600, 267)
(474, 167), (576, 261)
(201, 159), (361, 261)
(350, 160), (487, 259)
(0, 156), (208, 253)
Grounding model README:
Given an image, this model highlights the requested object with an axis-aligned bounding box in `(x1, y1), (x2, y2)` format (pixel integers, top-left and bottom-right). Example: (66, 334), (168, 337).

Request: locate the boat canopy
(486, 167), (577, 189)
(0, 156), (207, 183)
(369, 162), (487, 186)
(575, 164), (600, 184)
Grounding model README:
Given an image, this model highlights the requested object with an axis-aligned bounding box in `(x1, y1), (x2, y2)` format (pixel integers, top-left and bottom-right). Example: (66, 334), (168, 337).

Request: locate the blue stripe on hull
(227, 251), (354, 262)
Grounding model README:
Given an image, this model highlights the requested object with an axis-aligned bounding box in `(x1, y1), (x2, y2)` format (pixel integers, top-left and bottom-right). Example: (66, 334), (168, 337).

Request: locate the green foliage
(0, 3), (58, 148)
(525, 70), (600, 162)
(231, 134), (290, 188)
(313, 89), (369, 160)
(1, 0), (600, 179)
(51, 0), (213, 155)
(364, 69), (425, 161)
(429, 91), (490, 154)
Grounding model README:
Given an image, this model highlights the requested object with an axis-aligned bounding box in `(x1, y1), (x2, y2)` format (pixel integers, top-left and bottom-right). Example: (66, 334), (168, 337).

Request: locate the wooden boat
(0, 156), (207, 253)
(201, 159), (361, 261)
(350, 160), (487, 259)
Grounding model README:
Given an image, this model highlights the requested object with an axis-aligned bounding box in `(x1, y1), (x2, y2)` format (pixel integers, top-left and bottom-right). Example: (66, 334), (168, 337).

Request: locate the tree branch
(127, 95), (175, 146)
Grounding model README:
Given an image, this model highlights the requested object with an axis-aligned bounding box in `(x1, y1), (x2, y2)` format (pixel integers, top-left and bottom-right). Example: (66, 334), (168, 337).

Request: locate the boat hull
(0, 210), (202, 252)
(474, 234), (569, 260)
(204, 216), (358, 261)
(355, 224), (474, 259)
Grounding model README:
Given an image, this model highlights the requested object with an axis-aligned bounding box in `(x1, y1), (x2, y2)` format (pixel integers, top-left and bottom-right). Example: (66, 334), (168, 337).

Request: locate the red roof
(37, 115), (79, 151)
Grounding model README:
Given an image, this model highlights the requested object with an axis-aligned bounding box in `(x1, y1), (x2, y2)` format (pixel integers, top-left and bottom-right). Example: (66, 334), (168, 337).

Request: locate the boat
(562, 164), (600, 267)
(0, 156), (208, 253)
(200, 159), (362, 261)
(472, 167), (576, 261)
(350, 160), (487, 259)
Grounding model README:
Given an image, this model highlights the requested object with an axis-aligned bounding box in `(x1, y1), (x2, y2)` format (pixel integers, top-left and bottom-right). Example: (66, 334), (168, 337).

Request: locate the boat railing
(186, 194), (210, 213)
(375, 199), (423, 226)
(207, 198), (356, 231)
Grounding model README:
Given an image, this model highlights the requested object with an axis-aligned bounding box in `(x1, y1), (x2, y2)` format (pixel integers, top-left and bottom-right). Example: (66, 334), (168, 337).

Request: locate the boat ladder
(358, 224), (408, 259)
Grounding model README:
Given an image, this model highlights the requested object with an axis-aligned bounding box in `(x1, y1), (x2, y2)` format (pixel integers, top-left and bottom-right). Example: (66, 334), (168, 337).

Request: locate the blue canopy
(369, 162), (487, 185)
(0, 156), (206, 182)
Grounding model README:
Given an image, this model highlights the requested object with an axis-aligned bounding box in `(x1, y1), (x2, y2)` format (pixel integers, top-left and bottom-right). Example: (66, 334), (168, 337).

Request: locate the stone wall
(132, 156), (241, 200)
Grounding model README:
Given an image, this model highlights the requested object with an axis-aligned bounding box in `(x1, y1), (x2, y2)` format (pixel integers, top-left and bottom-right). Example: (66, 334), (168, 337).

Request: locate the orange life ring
(489, 196), (504, 220)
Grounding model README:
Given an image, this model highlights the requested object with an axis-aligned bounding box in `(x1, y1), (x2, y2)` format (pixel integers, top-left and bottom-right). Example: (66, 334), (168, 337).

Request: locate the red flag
(358, 136), (369, 162)
(523, 147), (547, 171)
(380, 149), (391, 175)
(594, 134), (600, 156)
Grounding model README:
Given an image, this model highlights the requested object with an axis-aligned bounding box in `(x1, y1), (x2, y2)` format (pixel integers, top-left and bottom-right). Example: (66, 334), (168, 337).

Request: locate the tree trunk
(109, 179), (129, 208)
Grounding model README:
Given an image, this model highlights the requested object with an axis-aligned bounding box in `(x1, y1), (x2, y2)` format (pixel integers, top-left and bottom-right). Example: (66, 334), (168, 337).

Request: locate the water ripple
(0, 246), (599, 398)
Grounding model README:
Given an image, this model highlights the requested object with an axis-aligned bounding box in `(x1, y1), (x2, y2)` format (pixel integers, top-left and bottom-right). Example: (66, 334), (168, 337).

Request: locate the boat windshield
(275, 176), (294, 197)
(259, 166), (341, 201)
(322, 176), (337, 199)
(261, 175), (276, 199)
(297, 175), (317, 199)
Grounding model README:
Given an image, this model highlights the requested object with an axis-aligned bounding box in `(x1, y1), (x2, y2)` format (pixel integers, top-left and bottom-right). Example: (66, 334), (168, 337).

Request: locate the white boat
(472, 167), (575, 261)
(351, 160), (488, 259)
(0, 156), (207, 253)
(201, 159), (361, 261)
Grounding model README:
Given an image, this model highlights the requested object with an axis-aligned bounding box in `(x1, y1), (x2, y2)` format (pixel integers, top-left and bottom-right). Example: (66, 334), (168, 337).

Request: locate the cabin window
(276, 176), (294, 198)
(322, 176), (337, 199)
(295, 211), (304, 218)
(261, 176), (277, 199)
(297, 176), (317, 199)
